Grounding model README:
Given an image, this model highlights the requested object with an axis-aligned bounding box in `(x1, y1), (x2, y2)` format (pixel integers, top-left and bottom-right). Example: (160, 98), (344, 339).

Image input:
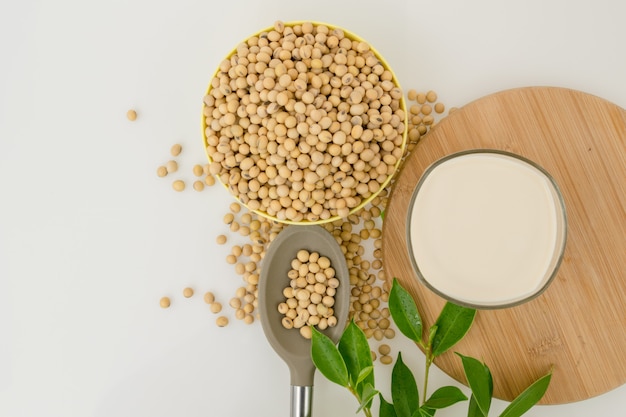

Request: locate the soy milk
(407, 151), (566, 308)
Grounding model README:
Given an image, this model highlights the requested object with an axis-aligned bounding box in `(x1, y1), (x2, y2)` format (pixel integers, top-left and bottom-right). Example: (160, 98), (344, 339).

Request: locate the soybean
(380, 355), (393, 365)
(204, 292), (215, 304)
(166, 160), (178, 174)
(172, 180), (185, 192)
(159, 296), (171, 308)
(156, 166), (168, 177)
(193, 180), (205, 192)
(170, 144), (182, 156)
(192, 164), (204, 177)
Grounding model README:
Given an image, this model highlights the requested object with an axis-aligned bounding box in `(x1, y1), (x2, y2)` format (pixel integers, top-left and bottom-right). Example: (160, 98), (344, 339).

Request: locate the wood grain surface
(382, 87), (626, 404)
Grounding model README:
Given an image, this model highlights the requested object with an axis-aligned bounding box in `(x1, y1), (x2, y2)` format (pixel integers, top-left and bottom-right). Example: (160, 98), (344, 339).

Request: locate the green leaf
(338, 321), (374, 395)
(380, 209), (386, 220)
(431, 303), (476, 357)
(499, 370), (552, 417)
(379, 394), (397, 417)
(456, 353), (492, 416)
(389, 278), (423, 344)
(311, 326), (349, 387)
(422, 386), (468, 409)
(356, 365), (374, 387)
(356, 383), (379, 413)
(391, 352), (420, 417)
(468, 395), (487, 417)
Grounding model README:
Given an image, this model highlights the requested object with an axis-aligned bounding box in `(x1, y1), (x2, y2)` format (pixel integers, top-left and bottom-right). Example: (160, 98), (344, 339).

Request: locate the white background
(1, 0), (625, 416)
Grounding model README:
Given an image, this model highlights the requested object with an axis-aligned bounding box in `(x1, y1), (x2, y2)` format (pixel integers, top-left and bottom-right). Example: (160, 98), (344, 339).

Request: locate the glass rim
(405, 148), (568, 310)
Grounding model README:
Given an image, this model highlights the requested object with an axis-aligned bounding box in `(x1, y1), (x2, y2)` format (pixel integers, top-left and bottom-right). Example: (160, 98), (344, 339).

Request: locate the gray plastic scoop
(259, 225), (350, 417)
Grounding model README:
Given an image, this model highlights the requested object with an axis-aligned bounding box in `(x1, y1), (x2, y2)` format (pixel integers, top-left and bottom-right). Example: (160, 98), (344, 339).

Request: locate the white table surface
(1, 0), (625, 416)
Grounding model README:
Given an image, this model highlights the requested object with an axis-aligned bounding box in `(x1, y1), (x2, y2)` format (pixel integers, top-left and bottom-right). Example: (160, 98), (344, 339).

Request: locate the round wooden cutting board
(382, 87), (626, 404)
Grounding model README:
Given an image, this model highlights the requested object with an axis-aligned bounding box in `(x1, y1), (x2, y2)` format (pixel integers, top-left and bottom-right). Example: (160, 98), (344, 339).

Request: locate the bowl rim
(201, 20), (408, 225)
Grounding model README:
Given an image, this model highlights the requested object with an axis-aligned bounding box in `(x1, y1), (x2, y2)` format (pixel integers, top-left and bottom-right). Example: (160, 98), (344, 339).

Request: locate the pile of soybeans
(156, 85), (447, 364)
(156, 20), (451, 363)
(202, 21), (406, 223)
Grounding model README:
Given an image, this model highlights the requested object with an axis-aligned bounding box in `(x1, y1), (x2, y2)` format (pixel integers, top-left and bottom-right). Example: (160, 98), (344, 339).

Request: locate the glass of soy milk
(406, 149), (567, 309)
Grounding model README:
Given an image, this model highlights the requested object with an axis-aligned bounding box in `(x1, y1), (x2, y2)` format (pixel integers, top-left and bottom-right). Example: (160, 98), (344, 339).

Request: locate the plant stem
(423, 351), (433, 405)
(350, 387), (372, 417)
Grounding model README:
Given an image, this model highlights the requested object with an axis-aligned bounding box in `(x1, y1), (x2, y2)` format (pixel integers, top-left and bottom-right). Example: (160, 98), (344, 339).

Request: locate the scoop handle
(291, 385), (312, 417)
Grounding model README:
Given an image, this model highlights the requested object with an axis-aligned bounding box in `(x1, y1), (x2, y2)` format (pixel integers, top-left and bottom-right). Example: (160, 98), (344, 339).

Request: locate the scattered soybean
(172, 180), (185, 192)
(160, 296), (171, 308)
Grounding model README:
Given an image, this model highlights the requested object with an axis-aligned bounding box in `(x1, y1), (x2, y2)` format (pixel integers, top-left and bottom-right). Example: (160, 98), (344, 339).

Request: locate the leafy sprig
(381, 278), (473, 417)
(311, 278), (552, 417)
(311, 321), (378, 417)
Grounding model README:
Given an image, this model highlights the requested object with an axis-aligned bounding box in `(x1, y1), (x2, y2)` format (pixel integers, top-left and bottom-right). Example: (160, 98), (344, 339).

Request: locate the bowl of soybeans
(202, 20), (407, 224)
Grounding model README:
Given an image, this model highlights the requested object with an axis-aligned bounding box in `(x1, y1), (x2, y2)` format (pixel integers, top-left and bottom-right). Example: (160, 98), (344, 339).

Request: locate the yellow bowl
(202, 21), (408, 225)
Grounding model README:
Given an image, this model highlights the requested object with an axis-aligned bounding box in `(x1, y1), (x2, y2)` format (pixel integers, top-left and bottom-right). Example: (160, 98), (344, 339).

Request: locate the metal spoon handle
(291, 385), (312, 417)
